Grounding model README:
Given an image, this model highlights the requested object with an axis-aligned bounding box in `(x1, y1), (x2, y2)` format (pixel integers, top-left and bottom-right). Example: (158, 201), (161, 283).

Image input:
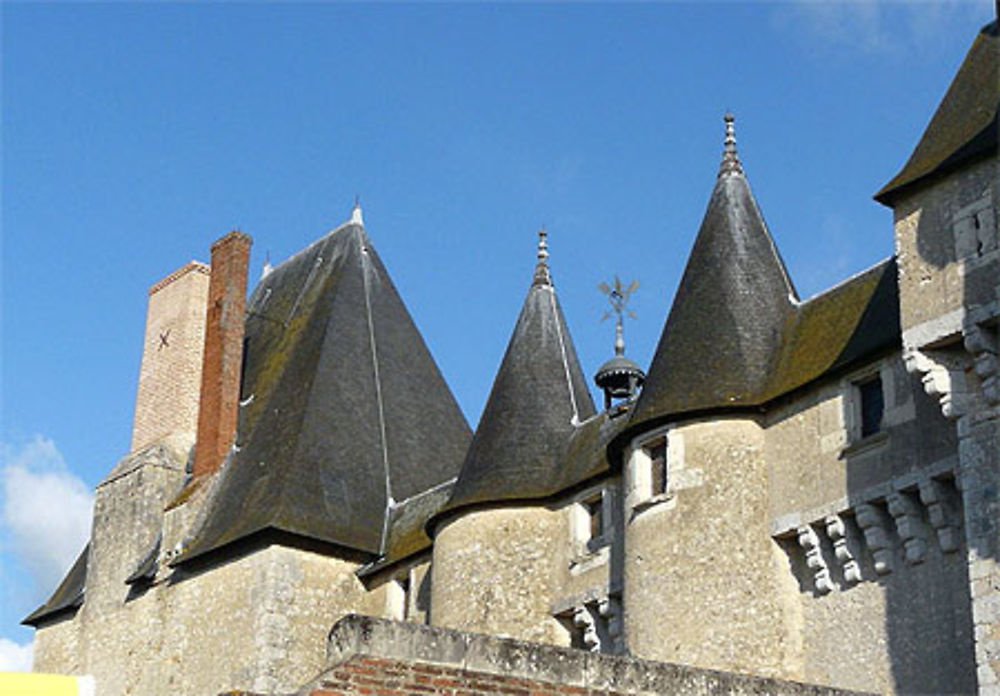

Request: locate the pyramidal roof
(179, 210), (471, 561)
(875, 19), (998, 205)
(439, 231), (596, 516)
(632, 115), (797, 426)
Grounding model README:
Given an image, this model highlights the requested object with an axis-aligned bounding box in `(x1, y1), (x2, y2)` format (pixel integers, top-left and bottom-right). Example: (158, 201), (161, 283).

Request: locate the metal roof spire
(532, 227), (552, 286)
(719, 112), (744, 178)
(351, 196), (364, 226)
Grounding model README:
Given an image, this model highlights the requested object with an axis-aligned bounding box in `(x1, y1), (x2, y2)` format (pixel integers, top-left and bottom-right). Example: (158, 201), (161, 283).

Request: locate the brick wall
(131, 261), (210, 452)
(312, 657), (627, 695)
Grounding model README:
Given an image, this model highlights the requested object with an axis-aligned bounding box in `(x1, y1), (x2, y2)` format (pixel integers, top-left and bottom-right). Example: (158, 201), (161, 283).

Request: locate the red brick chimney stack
(193, 230), (252, 479)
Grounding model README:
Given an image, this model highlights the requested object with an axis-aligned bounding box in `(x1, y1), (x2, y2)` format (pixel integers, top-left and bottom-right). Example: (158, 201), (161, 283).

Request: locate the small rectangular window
(646, 437), (667, 496)
(585, 496), (604, 552)
(859, 377), (884, 438)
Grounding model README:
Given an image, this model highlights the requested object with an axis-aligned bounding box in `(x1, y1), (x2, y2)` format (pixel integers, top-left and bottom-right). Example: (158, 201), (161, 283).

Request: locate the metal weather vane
(598, 275), (639, 356)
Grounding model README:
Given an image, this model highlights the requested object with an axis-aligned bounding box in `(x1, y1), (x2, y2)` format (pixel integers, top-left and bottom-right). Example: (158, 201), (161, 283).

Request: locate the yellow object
(0, 673), (94, 696)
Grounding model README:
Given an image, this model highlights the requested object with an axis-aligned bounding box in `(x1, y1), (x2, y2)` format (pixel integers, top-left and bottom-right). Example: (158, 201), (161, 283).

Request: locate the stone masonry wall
(431, 486), (620, 653)
(131, 262), (210, 453)
(622, 417), (796, 681)
(431, 506), (567, 646)
(287, 615), (869, 696)
(892, 156), (999, 693)
(765, 354), (975, 694)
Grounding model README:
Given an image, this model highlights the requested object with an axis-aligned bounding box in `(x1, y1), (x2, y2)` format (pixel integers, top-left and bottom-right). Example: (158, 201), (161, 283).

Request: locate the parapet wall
(281, 615), (871, 696)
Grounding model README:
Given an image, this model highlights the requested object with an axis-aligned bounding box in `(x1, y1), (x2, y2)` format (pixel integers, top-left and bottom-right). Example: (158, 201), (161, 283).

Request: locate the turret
(431, 230), (601, 644)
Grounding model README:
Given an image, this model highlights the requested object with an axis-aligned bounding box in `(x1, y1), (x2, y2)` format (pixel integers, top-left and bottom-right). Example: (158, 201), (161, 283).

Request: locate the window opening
(859, 376), (884, 438)
(647, 437), (667, 496)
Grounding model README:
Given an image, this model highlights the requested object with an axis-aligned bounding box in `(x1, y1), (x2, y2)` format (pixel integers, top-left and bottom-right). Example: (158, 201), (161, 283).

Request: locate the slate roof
(767, 258), (899, 399)
(631, 118), (901, 433)
(356, 479), (455, 578)
(23, 544), (88, 626)
(437, 247), (598, 518)
(875, 20), (999, 205)
(177, 219), (471, 562)
(632, 120), (798, 425)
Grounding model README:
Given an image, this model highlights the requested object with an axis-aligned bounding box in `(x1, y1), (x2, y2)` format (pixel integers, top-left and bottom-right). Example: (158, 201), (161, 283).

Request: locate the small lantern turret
(595, 276), (645, 411)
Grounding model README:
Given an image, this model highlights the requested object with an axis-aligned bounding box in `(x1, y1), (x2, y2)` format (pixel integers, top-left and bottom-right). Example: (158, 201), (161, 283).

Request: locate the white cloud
(1, 436), (93, 595)
(772, 0), (992, 57)
(0, 637), (33, 671)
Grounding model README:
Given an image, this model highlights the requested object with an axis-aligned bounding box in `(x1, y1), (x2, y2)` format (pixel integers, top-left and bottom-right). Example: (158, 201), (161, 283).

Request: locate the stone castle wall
(621, 417), (794, 680)
(765, 354), (974, 693)
(430, 479), (620, 653)
(293, 615), (868, 696)
(891, 155), (1000, 694)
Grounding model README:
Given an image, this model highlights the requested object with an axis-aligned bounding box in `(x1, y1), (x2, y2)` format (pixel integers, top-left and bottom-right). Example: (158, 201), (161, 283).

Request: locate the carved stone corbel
(825, 514), (863, 584)
(903, 347), (973, 420)
(918, 478), (961, 553)
(855, 502), (894, 575)
(887, 491), (929, 565)
(797, 525), (834, 594)
(572, 605), (600, 653)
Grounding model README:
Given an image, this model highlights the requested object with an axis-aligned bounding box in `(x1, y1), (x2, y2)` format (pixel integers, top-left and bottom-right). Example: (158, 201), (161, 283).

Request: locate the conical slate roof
(179, 215), (471, 561)
(875, 19), (998, 205)
(439, 232), (596, 516)
(632, 115), (797, 426)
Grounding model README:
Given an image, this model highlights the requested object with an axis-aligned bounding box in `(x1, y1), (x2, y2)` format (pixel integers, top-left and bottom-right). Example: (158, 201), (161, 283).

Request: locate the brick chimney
(193, 230), (252, 478)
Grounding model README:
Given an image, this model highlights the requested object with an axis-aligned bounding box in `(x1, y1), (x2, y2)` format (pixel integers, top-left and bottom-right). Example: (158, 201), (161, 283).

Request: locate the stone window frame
(625, 426), (675, 519)
(569, 485), (614, 566)
(842, 362), (892, 453)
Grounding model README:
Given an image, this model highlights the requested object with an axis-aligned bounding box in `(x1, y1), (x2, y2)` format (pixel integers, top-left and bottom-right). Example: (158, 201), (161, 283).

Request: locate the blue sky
(1, 0), (993, 667)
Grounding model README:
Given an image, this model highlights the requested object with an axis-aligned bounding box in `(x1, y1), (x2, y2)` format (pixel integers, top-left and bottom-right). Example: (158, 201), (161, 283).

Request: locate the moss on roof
(875, 20), (999, 205)
(766, 258), (899, 398)
(177, 221), (470, 564)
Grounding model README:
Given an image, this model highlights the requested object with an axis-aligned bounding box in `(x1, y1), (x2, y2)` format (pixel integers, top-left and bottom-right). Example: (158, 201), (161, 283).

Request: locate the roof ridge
(795, 256), (894, 305)
(544, 285), (582, 424)
(357, 226), (394, 554)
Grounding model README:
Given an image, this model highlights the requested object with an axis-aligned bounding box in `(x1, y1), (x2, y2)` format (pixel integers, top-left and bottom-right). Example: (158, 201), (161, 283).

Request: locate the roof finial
(532, 227), (552, 286)
(719, 111), (744, 178)
(351, 195), (364, 226)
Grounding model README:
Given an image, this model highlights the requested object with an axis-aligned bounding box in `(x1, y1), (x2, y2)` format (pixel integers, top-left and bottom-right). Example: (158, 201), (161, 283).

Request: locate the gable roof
(178, 219), (471, 562)
(875, 20), (999, 205)
(23, 544), (88, 627)
(437, 240), (597, 517)
(632, 118), (798, 426)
